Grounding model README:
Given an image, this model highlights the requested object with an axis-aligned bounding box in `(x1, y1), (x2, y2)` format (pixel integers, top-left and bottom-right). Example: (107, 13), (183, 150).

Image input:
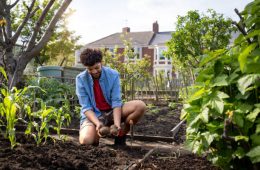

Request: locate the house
(75, 21), (174, 78)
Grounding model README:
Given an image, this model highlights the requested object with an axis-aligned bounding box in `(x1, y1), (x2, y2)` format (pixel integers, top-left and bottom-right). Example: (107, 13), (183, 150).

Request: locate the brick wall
(142, 47), (154, 74)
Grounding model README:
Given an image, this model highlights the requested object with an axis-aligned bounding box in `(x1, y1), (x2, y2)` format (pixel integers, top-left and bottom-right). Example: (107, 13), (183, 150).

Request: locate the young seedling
(0, 87), (27, 149)
(27, 101), (54, 147)
(53, 106), (71, 140)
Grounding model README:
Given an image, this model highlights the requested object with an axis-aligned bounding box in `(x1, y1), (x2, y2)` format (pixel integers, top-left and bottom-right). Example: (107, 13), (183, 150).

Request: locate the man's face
(86, 62), (102, 79)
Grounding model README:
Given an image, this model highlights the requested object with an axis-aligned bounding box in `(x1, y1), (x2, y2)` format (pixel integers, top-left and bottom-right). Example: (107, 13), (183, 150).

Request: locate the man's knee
(79, 135), (96, 145)
(79, 127), (98, 145)
(136, 100), (146, 113)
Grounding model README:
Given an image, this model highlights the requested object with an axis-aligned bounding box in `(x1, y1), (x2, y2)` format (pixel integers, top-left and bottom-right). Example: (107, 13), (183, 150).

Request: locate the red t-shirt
(93, 79), (111, 111)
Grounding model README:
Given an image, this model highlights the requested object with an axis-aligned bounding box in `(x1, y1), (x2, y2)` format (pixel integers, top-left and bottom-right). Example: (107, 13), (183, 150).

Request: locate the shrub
(182, 1), (260, 169)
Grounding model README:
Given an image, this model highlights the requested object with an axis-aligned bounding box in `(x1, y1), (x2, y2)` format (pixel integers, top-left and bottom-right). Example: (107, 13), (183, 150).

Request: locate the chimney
(122, 27), (130, 33)
(153, 21), (159, 33)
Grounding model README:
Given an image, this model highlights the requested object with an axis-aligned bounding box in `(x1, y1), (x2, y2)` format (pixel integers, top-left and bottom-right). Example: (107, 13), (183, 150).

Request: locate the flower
(225, 110), (233, 119)
(0, 19), (7, 26)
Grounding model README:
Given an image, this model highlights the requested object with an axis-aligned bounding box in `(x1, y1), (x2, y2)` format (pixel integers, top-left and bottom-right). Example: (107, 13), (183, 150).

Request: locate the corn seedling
(53, 106), (71, 140)
(0, 67), (29, 149)
(25, 100), (55, 146)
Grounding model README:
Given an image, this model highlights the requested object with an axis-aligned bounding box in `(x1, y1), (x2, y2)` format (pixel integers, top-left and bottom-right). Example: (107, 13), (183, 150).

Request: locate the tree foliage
(102, 34), (151, 100)
(166, 9), (234, 71)
(38, 9), (82, 67)
(182, 1), (260, 169)
(0, 0), (72, 88)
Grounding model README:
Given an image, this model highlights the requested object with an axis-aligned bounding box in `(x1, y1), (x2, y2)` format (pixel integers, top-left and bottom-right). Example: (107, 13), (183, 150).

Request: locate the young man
(76, 48), (146, 146)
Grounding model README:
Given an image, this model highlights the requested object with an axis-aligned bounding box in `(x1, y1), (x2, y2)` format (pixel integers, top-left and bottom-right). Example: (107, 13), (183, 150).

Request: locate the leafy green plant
(182, 1), (260, 169)
(25, 100), (55, 147)
(0, 67), (29, 148)
(102, 36), (151, 100)
(168, 102), (177, 110)
(26, 76), (77, 118)
(0, 88), (19, 149)
(52, 99), (71, 140)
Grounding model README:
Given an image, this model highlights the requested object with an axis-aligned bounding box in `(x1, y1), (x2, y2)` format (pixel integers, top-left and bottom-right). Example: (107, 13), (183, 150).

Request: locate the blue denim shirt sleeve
(76, 76), (92, 118)
(111, 73), (122, 108)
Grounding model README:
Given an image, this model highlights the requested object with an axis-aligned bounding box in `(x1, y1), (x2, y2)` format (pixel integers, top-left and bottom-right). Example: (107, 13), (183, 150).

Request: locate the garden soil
(0, 104), (220, 170)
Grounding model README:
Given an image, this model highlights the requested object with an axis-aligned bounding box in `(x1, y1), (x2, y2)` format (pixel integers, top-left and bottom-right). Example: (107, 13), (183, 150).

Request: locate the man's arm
(110, 73), (123, 129)
(85, 110), (102, 131)
(113, 107), (122, 129)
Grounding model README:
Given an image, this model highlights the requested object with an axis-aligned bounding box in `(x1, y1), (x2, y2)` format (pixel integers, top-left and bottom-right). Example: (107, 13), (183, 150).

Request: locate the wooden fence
(25, 74), (192, 105)
(121, 76), (191, 105)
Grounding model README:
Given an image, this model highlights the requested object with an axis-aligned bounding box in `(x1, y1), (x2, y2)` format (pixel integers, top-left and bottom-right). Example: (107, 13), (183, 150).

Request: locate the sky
(67, 0), (253, 45)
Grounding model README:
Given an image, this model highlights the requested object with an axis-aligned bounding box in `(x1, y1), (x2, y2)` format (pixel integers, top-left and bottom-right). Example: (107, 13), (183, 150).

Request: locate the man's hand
(110, 124), (123, 136)
(95, 121), (103, 131)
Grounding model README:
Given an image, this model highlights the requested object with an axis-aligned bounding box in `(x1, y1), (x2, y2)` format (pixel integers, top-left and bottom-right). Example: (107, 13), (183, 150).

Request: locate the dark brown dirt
(134, 104), (186, 143)
(0, 135), (219, 170)
(0, 104), (220, 170)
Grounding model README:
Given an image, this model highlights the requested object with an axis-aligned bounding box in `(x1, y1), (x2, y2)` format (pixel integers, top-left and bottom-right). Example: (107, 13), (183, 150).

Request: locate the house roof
(149, 32), (172, 46)
(85, 31), (155, 48)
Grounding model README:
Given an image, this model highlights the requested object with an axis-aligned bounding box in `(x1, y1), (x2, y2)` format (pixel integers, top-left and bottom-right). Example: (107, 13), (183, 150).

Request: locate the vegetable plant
(0, 68), (29, 148)
(52, 98), (71, 140)
(25, 100), (55, 147)
(182, 1), (260, 169)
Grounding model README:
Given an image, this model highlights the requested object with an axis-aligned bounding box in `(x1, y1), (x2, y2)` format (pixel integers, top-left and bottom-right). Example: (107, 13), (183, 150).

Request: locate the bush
(182, 1), (260, 169)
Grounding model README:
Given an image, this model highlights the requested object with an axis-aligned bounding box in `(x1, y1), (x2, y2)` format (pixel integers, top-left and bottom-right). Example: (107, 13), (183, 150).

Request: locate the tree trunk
(1, 0), (72, 88)
(7, 52), (30, 89)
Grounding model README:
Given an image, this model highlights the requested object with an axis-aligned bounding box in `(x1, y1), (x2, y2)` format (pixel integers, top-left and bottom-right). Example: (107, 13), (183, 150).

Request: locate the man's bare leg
(79, 122), (99, 145)
(121, 100), (146, 133)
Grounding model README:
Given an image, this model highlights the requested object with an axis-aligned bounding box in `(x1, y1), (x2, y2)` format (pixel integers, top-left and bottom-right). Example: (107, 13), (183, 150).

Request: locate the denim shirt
(76, 66), (122, 124)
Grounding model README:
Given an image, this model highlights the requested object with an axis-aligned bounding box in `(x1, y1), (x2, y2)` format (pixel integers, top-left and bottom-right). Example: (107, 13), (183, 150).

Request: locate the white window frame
(158, 47), (166, 61)
(125, 46), (142, 61)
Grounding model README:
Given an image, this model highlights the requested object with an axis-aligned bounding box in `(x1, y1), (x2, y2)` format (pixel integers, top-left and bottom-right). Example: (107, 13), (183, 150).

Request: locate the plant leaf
(0, 67), (7, 80)
(238, 43), (257, 72)
(235, 135), (249, 142)
(246, 146), (260, 163)
(237, 74), (260, 95)
(212, 75), (228, 87)
(256, 124), (260, 134)
(200, 107), (209, 123)
(233, 114), (244, 127)
(246, 108), (260, 122)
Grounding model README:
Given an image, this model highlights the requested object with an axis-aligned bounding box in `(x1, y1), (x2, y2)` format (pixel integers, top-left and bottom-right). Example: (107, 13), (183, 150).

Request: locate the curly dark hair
(80, 48), (103, 66)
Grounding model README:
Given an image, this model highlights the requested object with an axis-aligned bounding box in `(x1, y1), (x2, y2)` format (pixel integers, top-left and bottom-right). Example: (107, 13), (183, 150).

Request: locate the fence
(121, 76), (191, 105)
(25, 73), (192, 106)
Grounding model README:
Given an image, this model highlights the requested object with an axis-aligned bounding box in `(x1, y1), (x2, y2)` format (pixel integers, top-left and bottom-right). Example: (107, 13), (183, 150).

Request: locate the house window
(154, 48), (158, 60)
(135, 47), (141, 59)
(108, 48), (115, 57)
(159, 47), (166, 60)
(126, 47), (142, 60)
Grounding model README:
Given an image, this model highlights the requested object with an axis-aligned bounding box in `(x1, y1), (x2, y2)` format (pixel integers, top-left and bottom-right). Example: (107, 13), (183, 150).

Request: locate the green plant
(182, 1), (260, 169)
(166, 9), (234, 83)
(102, 36), (151, 100)
(26, 76), (76, 117)
(25, 100), (55, 146)
(52, 99), (71, 140)
(168, 102), (177, 110)
(0, 88), (19, 149)
(0, 67), (29, 148)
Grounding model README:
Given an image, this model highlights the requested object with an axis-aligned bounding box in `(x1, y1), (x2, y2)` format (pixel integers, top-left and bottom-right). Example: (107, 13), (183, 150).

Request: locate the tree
(102, 35), (151, 100)
(0, 0), (72, 88)
(40, 9), (82, 67)
(166, 9), (234, 81)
